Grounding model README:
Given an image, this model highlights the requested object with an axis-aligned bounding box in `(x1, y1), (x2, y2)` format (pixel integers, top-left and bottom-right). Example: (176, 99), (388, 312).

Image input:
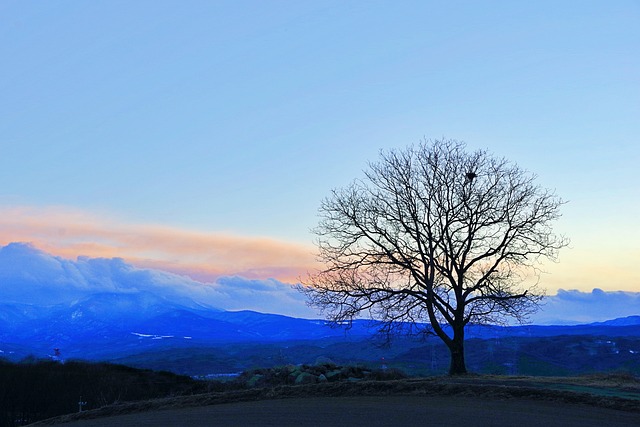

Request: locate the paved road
(48, 395), (640, 427)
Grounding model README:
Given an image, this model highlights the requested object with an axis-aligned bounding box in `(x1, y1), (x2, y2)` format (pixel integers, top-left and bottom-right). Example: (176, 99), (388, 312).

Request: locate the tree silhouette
(302, 139), (568, 375)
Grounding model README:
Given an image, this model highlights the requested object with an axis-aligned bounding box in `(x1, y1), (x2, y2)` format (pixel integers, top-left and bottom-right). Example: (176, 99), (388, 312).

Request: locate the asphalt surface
(45, 395), (640, 427)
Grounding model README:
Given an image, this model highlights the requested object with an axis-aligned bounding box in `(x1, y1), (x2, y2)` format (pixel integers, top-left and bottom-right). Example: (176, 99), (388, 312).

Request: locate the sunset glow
(0, 206), (317, 283)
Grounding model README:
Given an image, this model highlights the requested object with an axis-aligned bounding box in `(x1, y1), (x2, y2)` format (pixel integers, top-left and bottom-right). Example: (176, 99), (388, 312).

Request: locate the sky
(1, 1), (639, 322)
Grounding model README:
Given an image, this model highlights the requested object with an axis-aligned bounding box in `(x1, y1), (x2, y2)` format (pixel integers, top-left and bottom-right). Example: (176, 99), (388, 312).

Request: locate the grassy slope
(31, 373), (640, 425)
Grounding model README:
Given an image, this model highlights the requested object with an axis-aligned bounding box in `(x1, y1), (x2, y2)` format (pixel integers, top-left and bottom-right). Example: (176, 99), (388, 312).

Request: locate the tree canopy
(303, 139), (568, 375)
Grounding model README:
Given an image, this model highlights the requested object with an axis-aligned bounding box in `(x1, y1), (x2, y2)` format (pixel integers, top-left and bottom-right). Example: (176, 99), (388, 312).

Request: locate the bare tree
(302, 139), (568, 375)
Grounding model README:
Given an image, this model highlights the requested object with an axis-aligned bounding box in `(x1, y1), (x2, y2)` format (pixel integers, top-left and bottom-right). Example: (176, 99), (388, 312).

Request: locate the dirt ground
(40, 395), (640, 427)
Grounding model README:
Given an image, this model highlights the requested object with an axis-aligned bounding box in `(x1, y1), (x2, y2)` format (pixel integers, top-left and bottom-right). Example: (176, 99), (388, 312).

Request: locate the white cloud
(531, 288), (640, 324)
(0, 242), (318, 318)
(1, 243), (637, 324)
(0, 205), (317, 284)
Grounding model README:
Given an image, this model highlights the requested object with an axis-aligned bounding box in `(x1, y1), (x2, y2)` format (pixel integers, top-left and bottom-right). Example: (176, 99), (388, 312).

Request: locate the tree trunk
(448, 329), (467, 375)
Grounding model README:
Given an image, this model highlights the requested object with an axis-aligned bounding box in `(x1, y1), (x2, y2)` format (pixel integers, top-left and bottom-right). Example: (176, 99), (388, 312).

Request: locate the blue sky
(0, 1), (639, 318)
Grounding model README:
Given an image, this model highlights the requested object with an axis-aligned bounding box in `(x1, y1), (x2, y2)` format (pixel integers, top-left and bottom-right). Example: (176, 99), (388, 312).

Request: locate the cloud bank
(0, 205), (317, 283)
(532, 288), (640, 325)
(0, 242), (637, 324)
(0, 243), (317, 318)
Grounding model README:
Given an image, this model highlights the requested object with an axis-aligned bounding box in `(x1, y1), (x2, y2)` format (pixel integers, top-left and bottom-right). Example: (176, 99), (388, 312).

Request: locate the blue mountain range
(1, 291), (639, 365)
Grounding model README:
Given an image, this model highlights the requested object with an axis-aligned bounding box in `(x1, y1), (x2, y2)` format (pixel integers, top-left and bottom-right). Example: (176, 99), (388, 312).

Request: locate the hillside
(29, 372), (640, 427)
(0, 360), (206, 427)
(1, 291), (639, 377)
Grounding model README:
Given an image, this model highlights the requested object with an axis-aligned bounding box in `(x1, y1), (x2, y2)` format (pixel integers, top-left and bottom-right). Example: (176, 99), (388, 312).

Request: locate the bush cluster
(237, 362), (407, 388)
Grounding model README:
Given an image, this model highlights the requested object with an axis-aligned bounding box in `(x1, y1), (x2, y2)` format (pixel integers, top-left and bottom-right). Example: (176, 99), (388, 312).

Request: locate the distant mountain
(0, 291), (376, 360)
(0, 291), (638, 365)
(590, 316), (640, 327)
(464, 317), (640, 340)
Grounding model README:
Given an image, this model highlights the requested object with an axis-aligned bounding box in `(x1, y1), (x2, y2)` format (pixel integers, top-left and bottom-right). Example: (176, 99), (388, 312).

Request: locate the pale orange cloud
(0, 205), (318, 283)
(2, 205), (635, 293)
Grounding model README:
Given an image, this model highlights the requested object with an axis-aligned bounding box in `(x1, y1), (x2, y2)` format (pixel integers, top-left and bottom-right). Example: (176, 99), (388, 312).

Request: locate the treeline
(0, 358), (207, 427)
(116, 335), (640, 378)
(0, 358), (408, 426)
